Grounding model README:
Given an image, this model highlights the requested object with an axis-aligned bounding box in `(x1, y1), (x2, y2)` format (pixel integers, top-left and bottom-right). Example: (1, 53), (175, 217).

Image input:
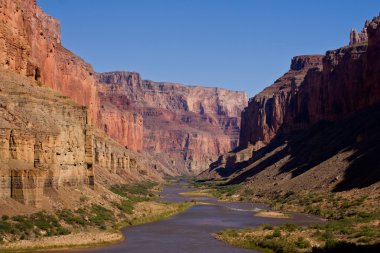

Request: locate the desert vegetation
(0, 181), (193, 251)
(190, 179), (380, 252)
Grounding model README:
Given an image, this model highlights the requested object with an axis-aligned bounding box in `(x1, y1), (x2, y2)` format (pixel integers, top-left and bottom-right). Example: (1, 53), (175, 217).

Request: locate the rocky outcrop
(0, 70), (92, 206)
(0, 0), (245, 175)
(0, 70), (165, 207)
(97, 72), (247, 174)
(240, 16), (380, 150)
(0, 0), (143, 152)
(284, 16), (380, 131)
(202, 16), (380, 193)
(349, 21), (369, 45)
(0, 0), (99, 124)
(239, 55), (324, 148)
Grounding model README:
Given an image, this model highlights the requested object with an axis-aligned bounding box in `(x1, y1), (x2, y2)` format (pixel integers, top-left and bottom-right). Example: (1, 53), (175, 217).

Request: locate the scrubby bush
(89, 204), (114, 228)
(295, 237), (311, 249)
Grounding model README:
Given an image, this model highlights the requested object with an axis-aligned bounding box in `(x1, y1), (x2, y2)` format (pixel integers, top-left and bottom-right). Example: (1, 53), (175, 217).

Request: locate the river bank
(188, 179), (380, 252)
(0, 200), (194, 252)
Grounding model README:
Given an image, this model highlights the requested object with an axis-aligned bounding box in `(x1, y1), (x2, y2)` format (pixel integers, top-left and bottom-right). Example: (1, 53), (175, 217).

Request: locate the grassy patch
(255, 211), (291, 219)
(117, 201), (194, 228)
(217, 211), (380, 253)
(110, 181), (158, 199)
(0, 212), (71, 243)
(179, 189), (213, 197)
(198, 180), (380, 252)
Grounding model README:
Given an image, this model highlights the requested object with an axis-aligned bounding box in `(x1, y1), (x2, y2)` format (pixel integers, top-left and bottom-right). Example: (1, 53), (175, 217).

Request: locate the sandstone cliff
(0, 69), (165, 209)
(202, 16), (380, 194)
(239, 55), (324, 148)
(97, 72), (247, 174)
(240, 16), (380, 150)
(0, 0), (174, 210)
(0, 0), (143, 152)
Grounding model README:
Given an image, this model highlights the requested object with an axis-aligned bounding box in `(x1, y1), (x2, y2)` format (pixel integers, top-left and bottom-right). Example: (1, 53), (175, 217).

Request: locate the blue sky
(37, 0), (380, 97)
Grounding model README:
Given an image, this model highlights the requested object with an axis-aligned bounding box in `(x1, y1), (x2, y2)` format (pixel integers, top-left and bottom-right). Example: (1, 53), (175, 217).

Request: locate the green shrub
(56, 226), (71, 235)
(89, 204), (114, 227)
(263, 225), (273, 230)
(114, 199), (134, 214)
(0, 220), (12, 234)
(32, 212), (60, 231)
(280, 223), (299, 232)
(57, 209), (86, 226)
(111, 181), (157, 198)
(295, 237), (311, 249)
(272, 229), (281, 238)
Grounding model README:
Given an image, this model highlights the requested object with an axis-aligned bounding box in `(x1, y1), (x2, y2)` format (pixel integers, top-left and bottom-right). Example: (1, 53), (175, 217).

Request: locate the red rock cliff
(240, 16), (380, 149)
(239, 55), (324, 148)
(97, 72), (247, 174)
(201, 16), (380, 193)
(0, 0), (143, 151)
(284, 16), (380, 131)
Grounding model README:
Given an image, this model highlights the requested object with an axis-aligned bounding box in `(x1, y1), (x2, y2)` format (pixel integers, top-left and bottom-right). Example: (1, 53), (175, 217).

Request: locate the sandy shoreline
(0, 201), (194, 252)
(0, 231), (123, 252)
(255, 211), (291, 219)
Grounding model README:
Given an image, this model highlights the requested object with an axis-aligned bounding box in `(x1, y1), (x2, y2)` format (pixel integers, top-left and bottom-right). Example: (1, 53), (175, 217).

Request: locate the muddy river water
(75, 183), (323, 253)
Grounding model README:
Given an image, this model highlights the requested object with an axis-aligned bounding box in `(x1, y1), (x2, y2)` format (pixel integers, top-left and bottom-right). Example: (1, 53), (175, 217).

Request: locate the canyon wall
(0, 0), (169, 209)
(283, 16), (380, 132)
(97, 72), (247, 174)
(0, 0), (246, 175)
(239, 55), (324, 148)
(0, 70), (92, 207)
(240, 16), (380, 149)
(202, 16), (380, 193)
(0, 70), (164, 207)
(0, 0), (143, 152)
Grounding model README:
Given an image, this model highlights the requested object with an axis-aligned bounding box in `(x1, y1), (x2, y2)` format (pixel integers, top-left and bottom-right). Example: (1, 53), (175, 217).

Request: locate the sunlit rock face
(97, 72), (248, 174)
(0, 70), (92, 207)
(239, 55), (324, 148)
(0, 70), (166, 207)
(202, 16), (380, 194)
(0, 0), (168, 208)
(0, 0), (143, 152)
(240, 16), (380, 149)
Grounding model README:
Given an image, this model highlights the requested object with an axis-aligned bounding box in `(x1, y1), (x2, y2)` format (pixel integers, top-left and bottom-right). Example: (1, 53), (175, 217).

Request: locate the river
(70, 183), (324, 253)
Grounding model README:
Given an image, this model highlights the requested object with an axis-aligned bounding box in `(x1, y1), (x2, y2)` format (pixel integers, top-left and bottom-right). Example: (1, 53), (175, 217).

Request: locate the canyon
(97, 72), (247, 174)
(202, 15), (380, 195)
(0, 0), (246, 210)
(0, 0), (379, 252)
(0, 0), (166, 210)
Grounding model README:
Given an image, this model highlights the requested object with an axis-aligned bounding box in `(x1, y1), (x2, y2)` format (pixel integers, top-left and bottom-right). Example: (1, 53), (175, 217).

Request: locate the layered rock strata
(97, 72), (247, 174)
(202, 16), (380, 193)
(0, 0), (143, 151)
(239, 16), (380, 150)
(0, 70), (164, 207)
(239, 55), (324, 148)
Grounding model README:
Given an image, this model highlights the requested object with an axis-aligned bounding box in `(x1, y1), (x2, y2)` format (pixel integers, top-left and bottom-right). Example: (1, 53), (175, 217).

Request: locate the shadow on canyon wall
(225, 102), (380, 192)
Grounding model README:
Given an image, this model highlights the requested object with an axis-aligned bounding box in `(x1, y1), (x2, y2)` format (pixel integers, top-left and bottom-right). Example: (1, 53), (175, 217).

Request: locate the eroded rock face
(349, 20), (369, 45)
(240, 16), (380, 150)
(0, 70), (92, 206)
(97, 72), (247, 174)
(0, 0), (99, 124)
(239, 55), (324, 148)
(203, 16), (380, 193)
(0, 70), (164, 207)
(284, 16), (380, 131)
(0, 0), (143, 152)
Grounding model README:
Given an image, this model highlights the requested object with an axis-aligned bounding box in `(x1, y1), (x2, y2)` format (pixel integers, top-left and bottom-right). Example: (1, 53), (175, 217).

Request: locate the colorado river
(74, 183), (324, 253)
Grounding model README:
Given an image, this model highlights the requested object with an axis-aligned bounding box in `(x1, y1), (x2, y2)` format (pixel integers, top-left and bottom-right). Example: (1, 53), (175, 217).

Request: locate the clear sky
(37, 0), (380, 97)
